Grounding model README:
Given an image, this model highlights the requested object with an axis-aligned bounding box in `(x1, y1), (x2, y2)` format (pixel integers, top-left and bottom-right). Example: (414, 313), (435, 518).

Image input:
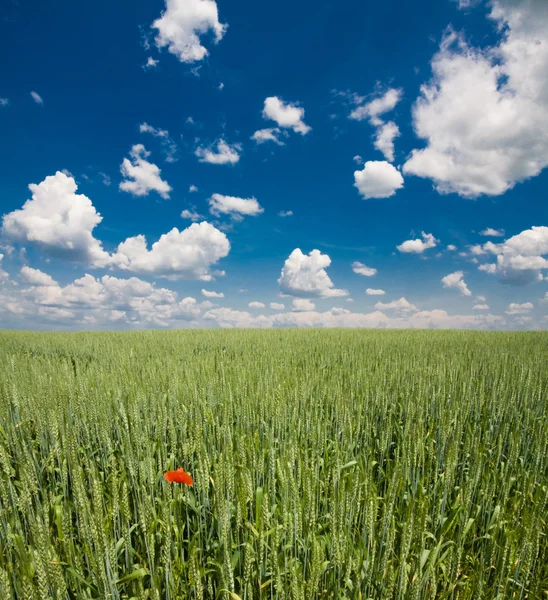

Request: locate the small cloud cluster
(195, 139), (241, 165)
(151, 0), (227, 64)
(252, 97), (310, 143)
(441, 270), (472, 296)
(278, 249), (348, 298)
(208, 194), (264, 220)
(397, 232), (438, 254)
(349, 88), (402, 162)
(120, 144), (172, 199)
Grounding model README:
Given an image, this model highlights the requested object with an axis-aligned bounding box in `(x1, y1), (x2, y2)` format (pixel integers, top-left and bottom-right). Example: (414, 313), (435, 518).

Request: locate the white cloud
(292, 298), (315, 311)
(404, 1), (548, 197)
(203, 307), (271, 328)
(441, 270), (472, 296)
(139, 122), (178, 162)
(397, 232), (438, 254)
(144, 57), (159, 69)
(278, 249), (348, 298)
(479, 263), (497, 274)
(202, 288), (223, 298)
(374, 297), (418, 313)
(473, 303), (490, 309)
(0, 98), (9, 107)
(119, 144), (172, 198)
(249, 301), (266, 309)
(139, 122), (169, 138)
(208, 194), (264, 219)
(181, 208), (203, 221)
(366, 288), (385, 295)
(480, 227), (505, 237)
(506, 302), (533, 315)
(151, 0), (227, 63)
(20, 266), (57, 287)
(270, 302), (285, 310)
(30, 91), (43, 105)
(1, 171), (111, 266)
(475, 226), (548, 284)
(353, 155), (363, 164)
(99, 172), (111, 186)
(195, 139), (241, 165)
(354, 161), (404, 199)
(373, 121), (400, 162)
(0, 254), (7, 279)
(447, 244), (457, 251)
(111, 221), (230, 280)
(278, 210), (293, 217)
(262, 97), (311, 135)
(352, 261), (377, 276)
(349, 88), (402, 121)
(20, 272), (203, 327)
(189, 185), (198, 192)
(251, 128), (285, 145)
(476, 295), (486, 302)
(348, 89), (402, 161)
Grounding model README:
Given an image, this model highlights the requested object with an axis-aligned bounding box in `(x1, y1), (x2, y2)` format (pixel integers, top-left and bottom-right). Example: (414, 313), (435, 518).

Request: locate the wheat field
(0, 329), (547, 599)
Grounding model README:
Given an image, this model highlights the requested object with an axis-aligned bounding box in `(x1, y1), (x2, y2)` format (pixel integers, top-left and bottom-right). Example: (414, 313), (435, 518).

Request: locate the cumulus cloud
(20, 272), (203, 327)
(251, 128), (285, 145)
(203, 307), (270, 328)
(352, 261), (377, 276)
(201, 303), (504, 330)
(480, 227), (505, 237)
(151, 0), (227, 63)
(189, 185), (198, 192)
(403, 1), (548, 197)
(119, 144), (172, 198)
(262, 97), (311, 135)
(111, 221), (230, 280)
(181, 208), (203, 221)
(195, 139), (241, 165)
(366, 288), (385, 295)
(270, 302), (285, 310)
(292, 298), (315, 311)
(397, 232), (438, 254)
(374, 297), (418, 313)
(30, 91), (43, 105)
(20, 266), (57, 287)
(1, 171), (111, 266)
(475, 226), (548, 284)
(447, 244), (457, 251)
(506, 302), (533, 315)
(249, 301), (266, 309)
(278, 249), (348, 298)
(473, 303), (490, 309)
(208, 194), (264, 221)
(354, 161), (404, 199)
(278, 210), (293, 217)
(202, 288), (223, 298)
(441, 270), (472, 296)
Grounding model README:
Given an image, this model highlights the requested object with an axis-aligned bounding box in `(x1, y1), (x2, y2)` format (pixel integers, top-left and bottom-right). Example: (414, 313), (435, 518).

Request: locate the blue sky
(1, 0), (547, 330)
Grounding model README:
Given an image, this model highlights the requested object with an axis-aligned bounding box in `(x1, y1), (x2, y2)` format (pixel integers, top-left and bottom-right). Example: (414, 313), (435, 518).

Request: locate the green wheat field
(1, 329), (547, 599)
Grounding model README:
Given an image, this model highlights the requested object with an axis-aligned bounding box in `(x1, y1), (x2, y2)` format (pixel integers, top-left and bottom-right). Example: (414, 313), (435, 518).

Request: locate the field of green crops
(0, 330), (547, 599)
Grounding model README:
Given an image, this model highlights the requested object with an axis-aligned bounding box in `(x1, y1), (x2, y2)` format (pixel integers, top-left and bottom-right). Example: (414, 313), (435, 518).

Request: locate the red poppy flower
(164, 467), (193, 486)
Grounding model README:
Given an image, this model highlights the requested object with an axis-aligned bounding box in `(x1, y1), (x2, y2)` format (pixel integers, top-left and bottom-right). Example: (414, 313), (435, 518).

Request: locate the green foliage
(0, 329), (547, 598)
